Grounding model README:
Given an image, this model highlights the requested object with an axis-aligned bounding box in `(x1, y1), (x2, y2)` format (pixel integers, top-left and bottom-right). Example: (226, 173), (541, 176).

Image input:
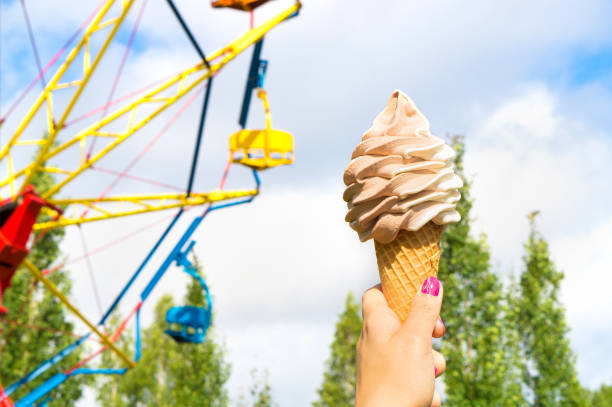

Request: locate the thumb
(400, 276), (443, 339)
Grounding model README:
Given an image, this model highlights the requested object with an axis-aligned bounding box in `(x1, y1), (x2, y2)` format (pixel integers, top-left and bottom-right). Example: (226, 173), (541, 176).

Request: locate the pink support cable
(46, 161), (232, 274)
(199, 159), (233, 216)
(218, 159), (233, 190)
(78, 83), (206, 220)
(64, 301), (143, 375)
(62, 73), (176, 128)
(0, 0), (105, 124)
(87, 0), (149, 159)
(0, 319), (87, 340)
(20, 0), (47, 91)
(90, 165), (184, 191)
(43, 209), (191, 277)
(64, 56), (226, 129)
(78, 225), (104, 319)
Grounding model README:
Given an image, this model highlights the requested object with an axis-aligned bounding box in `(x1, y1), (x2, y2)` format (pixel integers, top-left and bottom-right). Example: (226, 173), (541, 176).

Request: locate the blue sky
(569, 48), (612, 85)
(2, 0), (612, 405)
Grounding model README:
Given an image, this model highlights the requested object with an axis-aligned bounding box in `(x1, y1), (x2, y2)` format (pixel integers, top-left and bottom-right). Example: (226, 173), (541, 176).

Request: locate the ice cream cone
(374, 221), (444, 321)
(344, 92), (460, 319)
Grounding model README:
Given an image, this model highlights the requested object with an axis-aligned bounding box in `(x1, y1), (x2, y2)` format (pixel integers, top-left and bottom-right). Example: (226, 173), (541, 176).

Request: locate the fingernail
(439, 317), (445, 335)
(421, 276), (440, 296)
(434, 366), (438, 377)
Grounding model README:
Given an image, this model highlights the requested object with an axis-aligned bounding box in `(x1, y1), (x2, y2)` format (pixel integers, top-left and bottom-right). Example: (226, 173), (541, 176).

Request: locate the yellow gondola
(229, 89), (293, 170)
(211, 0), (273, 12)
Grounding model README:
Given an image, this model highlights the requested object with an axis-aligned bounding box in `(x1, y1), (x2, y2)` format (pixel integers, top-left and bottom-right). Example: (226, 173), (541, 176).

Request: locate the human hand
(356, 277), (445, 407)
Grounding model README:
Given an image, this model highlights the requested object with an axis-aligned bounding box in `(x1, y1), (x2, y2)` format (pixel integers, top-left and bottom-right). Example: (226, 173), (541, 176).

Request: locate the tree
(237, 368), (275, 407)
(437, 136), (526, 407)
(518, 212), (588, 407)
(313, 292), (362, 407)
(95, 310), (135, 407)
(96, 260), (231, 406)
(165, 262), (230, 406)
(505, 274), (529, 405)
(0, 166), (89, 405)
(590, 381), (612, 407)
(252, 373), (274, 407)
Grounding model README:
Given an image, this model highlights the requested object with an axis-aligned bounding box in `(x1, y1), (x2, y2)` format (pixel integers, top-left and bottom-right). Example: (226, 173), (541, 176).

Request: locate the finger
(433, 350), (446, 377)
(361, 284), (399, 331)
(431, 391), (442, 407)
(433, 317), (445, 338)
(361, 284), (385, 320)
(400, 276), (444, 339)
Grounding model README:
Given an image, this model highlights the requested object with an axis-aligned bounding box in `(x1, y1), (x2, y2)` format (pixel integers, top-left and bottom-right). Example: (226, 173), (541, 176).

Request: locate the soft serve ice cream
(343, 90), (462, 244)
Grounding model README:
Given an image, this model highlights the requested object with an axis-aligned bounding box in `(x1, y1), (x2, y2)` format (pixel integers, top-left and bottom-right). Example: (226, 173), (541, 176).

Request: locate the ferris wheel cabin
(164, 305), (212, 344)
(211, 0), (273, 11)
(229, 89), (294, 170)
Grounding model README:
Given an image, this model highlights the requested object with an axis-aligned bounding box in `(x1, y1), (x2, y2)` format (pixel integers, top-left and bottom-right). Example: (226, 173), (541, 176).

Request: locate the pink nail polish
(421, 276), (440, 296)
(434, 366), (438, 376)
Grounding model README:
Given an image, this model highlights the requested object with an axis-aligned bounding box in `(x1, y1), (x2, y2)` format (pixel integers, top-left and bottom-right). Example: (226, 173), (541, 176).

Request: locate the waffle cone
(374, 222), (444, 321)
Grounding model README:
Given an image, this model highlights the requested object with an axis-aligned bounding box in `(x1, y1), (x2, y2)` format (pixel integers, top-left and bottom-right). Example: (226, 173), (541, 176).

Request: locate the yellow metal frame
(35, 188), (258, 230)
(1, 0), (136, 197)
(0, 0), (301, 202)
(0, 0), (300, 368)
(22, 258), (135, 368)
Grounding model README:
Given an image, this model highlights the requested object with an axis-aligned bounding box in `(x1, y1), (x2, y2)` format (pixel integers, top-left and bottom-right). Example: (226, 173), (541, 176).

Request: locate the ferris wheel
(0, 0), (301, 405)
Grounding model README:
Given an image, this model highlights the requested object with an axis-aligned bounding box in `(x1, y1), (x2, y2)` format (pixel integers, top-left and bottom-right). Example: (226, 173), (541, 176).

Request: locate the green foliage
(313, 292), (362, 407)
(437, 136), (526, 407)
(243, 369), (275, 407)
(0, 166), (89, 405)
(96, 260), (230, 406)
(591, 382), (612, 407)
(252, 379), (274, 407)
(518, 212), (588, 407)
(505, 275), (530, 405)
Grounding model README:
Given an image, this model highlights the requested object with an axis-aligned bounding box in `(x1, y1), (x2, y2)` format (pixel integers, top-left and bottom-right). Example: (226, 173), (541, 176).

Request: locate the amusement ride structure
(0, 0), (300, 405)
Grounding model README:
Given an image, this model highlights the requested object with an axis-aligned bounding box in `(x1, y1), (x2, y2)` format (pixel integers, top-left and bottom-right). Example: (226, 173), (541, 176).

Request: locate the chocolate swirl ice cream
(343, 90), (462, 244)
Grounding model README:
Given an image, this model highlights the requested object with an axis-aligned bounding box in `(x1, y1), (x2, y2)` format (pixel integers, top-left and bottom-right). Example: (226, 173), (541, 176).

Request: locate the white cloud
(552, 217), (612, 387)
(466, 85), (612, 268)
(197, 188), (375, 324)
(223, 320), (334, 406)
(465, 84), (612, 389)
(483, 86), (558, 140)
(2, 0), (612, 405)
